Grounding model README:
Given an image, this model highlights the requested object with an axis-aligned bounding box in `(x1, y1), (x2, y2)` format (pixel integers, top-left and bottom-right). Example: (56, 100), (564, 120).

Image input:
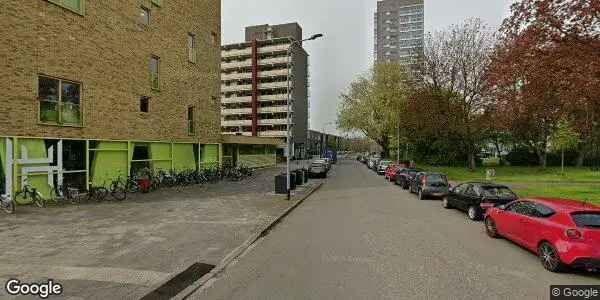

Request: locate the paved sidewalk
(0, 167), (322, 299)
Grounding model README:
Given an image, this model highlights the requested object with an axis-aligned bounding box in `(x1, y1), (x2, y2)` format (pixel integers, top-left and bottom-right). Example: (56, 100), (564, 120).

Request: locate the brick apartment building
(220, 23), (309, 158)
(0, 0), (279, 201)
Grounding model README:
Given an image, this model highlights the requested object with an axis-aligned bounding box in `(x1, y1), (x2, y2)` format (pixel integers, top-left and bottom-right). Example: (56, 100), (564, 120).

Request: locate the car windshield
(480, 186), (515, 198)
(427, 174), (447, 184)
(571, 212), (600, 229)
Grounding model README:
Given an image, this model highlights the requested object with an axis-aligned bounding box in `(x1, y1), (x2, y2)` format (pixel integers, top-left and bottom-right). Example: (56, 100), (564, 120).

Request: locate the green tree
(550, 120), (581, 173)
(338, 63), (411, 157)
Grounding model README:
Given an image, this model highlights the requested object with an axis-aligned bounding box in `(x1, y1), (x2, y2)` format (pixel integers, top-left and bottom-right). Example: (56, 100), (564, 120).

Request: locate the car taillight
(565, 229), (583, 240)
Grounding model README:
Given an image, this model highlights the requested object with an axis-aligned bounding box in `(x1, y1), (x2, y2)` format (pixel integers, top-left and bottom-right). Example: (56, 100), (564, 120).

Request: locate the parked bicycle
(14, 179), (45, 208)
(0, 194), (15, 214)
(109, 176), (127, 201)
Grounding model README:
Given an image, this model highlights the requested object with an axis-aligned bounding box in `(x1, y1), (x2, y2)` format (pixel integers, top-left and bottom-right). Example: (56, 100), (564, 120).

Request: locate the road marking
(0, 264), (170, 286)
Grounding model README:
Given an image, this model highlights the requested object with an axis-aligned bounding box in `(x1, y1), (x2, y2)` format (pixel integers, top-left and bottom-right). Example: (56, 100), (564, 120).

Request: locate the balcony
(259, 81), (288, 90)
(260, 106), (288, 114)
(258, 131), (288, 138)
(222, 131), (252, 136)
(260, 94), (288, 102)
(222, 72), (252, 81)
(259, 56), (288, 66)
(222, 96), (251, 104)
(222, 119), (252, 127)
(259, 118), (288, 125)
(259, 69), (288, 78)
(221, 59), (252, 70)
(222, 48), (252, 58)
(222, 84), (253, 92)
(259, 43), (290, 54)
(222, 108), (252, 116)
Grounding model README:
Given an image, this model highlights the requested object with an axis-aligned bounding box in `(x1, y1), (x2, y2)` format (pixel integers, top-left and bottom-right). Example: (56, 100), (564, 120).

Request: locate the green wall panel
(91, 141), (128, 187)
(202, 144), (219, 167)
(173, 144), (196, 171)
(15, 139), (52, 202)
(0, 138), (5, 176)
(150, 143), (171, 171)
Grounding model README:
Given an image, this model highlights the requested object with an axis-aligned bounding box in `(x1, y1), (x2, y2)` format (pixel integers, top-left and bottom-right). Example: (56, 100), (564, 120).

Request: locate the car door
(463, 185), (481, 210)
(501, 201), (531, 246)
(517, 202), (554, 251)
(450, 184), (469, 210)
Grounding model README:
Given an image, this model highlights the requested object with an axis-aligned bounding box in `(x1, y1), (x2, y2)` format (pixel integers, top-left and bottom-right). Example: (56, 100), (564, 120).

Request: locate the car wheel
(442, 197), (452, 209)
(418, 189), (424, 200)
(538, 242), (566, 273)
(467, 206), (482, 221)
(485, 217), (500, 238)
(403, 182), (409, 190)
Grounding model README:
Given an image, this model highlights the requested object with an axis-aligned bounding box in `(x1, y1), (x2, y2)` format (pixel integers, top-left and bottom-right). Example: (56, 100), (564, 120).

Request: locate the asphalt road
(191, 159), (599, 300)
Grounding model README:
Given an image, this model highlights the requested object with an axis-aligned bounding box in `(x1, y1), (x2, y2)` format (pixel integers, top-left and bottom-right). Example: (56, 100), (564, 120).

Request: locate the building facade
(0, 0), (236, 200)
(220, 23), (309, 158)
(374, 0), (424, 69)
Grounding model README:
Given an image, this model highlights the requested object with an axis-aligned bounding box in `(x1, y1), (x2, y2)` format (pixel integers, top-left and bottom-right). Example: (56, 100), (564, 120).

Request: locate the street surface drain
(140, 262), (215, 300)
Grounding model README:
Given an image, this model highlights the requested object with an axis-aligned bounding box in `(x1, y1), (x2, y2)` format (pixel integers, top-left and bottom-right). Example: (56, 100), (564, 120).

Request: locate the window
(140, 96), (150, 112)
(151, 0), (161, 7)
(187, 106), (195, 135)
(140, 6), (150, 25)
(38, 76), (82, 126)
(150, 56), (160, 90)
(47, 0), (83, 14)
(188, 33), (197, 63)
(571, 212), (600, 229)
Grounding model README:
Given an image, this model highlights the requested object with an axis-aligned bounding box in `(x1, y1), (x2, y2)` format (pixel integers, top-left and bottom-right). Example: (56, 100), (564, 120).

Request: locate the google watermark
(5, 279), (63, 299)
(551, 285), (600, 300)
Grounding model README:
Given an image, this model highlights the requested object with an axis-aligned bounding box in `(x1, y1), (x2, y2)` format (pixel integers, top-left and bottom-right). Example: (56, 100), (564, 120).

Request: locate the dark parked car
(409, 172), (450, 200)
(395, 168), (422, 189)
(443, 182), (518, 221)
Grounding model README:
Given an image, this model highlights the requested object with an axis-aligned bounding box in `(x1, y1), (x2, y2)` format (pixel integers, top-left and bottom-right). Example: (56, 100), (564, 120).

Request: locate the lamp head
(309, 34), (324, 40)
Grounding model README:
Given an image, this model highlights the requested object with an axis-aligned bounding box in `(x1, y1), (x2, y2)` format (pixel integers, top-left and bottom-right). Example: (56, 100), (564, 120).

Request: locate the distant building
(221, 23), (309, 158)
(374, 0), (424, 70)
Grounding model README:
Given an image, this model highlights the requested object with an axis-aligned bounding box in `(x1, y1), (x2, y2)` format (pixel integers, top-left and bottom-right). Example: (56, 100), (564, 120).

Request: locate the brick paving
(0, 166), (321, 299)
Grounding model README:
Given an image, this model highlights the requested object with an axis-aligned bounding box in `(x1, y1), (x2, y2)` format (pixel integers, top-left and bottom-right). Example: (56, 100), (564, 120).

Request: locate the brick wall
(0, 0), (222, 143)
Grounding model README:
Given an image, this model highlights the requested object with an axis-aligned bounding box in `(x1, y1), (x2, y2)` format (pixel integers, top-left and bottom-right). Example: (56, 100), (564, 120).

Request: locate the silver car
(309, 160), (328, 178)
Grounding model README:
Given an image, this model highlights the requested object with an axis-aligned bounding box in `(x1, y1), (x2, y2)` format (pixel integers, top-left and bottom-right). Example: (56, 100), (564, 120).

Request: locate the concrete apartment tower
(221, 23), (309, 158)
(374, 0), (424, 69)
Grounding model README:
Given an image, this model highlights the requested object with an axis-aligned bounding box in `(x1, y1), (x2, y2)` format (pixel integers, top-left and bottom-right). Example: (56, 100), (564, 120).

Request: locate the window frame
(187, 106), (196, 136)
(46, 0), (85, 15)
(150, 0), (161, 7)
(140, 6), (151, 26)
(150, 56), (160, 91)
(38, 75), (84, 127)
(188, 33), (197, 64)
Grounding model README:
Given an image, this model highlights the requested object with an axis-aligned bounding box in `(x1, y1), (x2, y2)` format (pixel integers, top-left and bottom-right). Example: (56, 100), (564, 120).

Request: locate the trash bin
(302, 168), (310, 183)
(294, 170), (304, 186)
(275, 174), (287, 194)
(275, 173), (296, 194)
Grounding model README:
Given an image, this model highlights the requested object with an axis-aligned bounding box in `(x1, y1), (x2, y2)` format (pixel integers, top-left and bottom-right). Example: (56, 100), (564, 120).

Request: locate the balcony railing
(221, 59), (252, 69)
(221, 108), (252, 115)
(222, 48), (252, 58)
(222, 119), (252, 127)
(222, 84), (253, 92)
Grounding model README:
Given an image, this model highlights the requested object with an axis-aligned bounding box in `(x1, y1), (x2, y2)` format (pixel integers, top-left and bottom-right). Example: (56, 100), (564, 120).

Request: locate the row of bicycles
(0, 164), (255, 214)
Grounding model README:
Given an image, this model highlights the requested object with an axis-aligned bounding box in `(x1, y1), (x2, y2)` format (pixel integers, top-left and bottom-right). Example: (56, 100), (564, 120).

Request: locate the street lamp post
(286, 33), (323, 200)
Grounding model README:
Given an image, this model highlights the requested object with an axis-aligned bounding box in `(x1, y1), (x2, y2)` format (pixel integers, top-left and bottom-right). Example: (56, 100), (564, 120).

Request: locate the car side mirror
(498, 204), (506, 210)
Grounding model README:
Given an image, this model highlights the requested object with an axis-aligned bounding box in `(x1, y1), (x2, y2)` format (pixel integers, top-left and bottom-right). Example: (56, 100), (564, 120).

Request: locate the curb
(171, 180), (324, 300)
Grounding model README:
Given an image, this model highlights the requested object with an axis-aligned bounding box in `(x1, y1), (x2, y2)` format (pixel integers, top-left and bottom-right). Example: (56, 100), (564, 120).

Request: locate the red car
(384, 164), (399, 182)
(485, 198), (600, 273)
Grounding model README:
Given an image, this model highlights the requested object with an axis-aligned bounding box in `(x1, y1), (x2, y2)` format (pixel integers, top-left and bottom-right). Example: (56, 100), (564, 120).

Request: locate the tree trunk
(468, 152), (477, 171)
(576, 148), (586, 168)
(538, 150), (547, 169)
(561, 149), (565, 174)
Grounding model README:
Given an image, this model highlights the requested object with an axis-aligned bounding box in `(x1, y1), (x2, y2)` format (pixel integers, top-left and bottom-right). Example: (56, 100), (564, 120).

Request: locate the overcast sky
(221, 0), (514, 135)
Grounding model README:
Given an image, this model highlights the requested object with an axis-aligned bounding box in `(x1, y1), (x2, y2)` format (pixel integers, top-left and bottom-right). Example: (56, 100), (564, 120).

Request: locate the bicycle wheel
(1, 199), (15, 214)
(96, 188), (109, 202)
(32, 192), (45, 208)
(111, 184), (127, 201)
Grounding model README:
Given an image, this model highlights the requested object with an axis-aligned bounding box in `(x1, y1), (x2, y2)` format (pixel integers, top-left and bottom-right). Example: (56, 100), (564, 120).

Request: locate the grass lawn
(422, 166), (600, 206)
